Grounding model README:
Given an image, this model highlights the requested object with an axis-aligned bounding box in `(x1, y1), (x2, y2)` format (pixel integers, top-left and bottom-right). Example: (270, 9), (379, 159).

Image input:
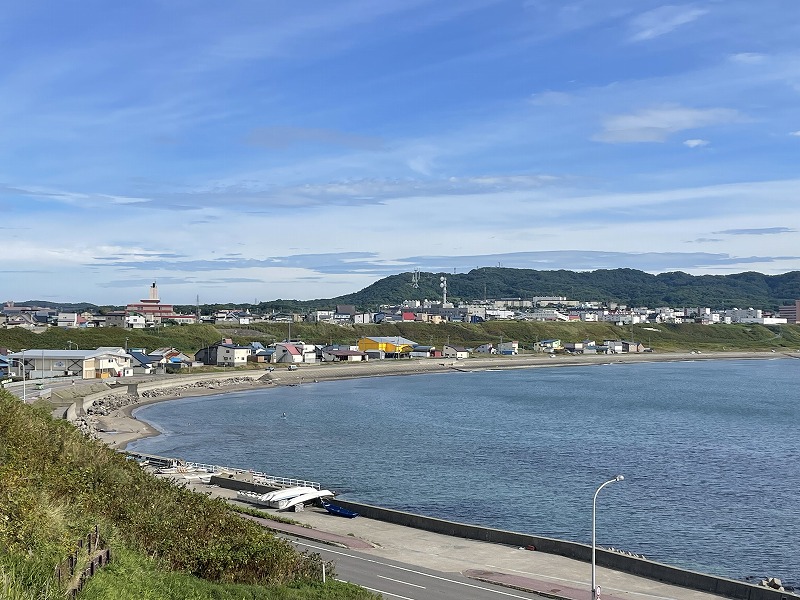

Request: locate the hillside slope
(0, 391), (375, 599)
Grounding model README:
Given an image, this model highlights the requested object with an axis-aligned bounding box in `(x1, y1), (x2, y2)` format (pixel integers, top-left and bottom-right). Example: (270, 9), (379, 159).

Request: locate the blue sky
(2, 1), (799, 304)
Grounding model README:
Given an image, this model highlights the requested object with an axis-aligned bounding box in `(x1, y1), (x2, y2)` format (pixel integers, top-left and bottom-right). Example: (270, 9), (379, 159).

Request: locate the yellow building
(357, 336), (417, 355)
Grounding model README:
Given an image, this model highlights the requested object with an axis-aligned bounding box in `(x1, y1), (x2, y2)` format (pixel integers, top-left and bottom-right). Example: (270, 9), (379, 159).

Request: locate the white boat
(279, 489), (334, 511)
(266, 486), (318, 508)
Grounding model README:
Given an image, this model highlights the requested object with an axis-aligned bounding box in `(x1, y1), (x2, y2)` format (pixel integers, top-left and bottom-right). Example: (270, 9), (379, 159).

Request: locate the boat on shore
(321, 499), (359, 518)
(279, 489), (334, 511)
(236, 485), (318, 507)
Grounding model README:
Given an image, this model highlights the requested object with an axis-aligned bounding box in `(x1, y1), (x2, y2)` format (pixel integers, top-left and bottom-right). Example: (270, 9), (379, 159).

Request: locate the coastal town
(2, 282), (799, 381)
(3, 281), (799, 330)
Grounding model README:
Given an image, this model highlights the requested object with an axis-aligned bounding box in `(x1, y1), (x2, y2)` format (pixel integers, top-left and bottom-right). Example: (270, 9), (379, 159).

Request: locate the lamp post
(592, 475), (624, 600)
(20, 348), (26, 402)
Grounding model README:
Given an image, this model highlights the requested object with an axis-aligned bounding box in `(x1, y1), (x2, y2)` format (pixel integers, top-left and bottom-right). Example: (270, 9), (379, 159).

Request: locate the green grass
(0, 391), (377, 599)
(81, 549), (376, 600)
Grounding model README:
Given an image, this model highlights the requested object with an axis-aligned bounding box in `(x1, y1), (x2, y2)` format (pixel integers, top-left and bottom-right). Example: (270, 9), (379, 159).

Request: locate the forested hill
(332, 268), (800, 310)
(14, 268), (800, 313)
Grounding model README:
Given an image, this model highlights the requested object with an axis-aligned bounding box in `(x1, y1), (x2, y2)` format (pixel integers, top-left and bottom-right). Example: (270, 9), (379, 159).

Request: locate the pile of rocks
(139, 376), (257, 399)
(86, 393), (140, 416)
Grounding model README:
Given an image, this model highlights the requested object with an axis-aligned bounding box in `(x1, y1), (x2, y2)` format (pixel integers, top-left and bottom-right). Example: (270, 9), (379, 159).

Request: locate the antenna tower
(411, 268), (420, 289)
(439, 276), (448, 305)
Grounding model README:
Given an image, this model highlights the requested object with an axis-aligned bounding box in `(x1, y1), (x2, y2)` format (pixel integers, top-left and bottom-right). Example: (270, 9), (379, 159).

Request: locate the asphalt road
(288, 537), (546, 600)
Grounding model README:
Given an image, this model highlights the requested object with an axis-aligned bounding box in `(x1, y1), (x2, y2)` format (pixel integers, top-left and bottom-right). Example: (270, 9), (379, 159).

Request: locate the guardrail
(122, 451), (321, 490)
(184, 462), (321, 490)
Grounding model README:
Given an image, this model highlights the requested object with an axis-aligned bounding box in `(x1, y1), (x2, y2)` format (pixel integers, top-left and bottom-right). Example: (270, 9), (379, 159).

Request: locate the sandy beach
(86, 349), (791, 450)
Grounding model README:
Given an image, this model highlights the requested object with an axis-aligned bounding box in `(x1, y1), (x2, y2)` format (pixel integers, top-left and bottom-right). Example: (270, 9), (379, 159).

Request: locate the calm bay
(128, 358), (799, 586)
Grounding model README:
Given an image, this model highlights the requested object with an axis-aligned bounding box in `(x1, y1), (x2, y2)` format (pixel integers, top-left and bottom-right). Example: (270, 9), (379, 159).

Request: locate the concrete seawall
(329, 499), (792, 600)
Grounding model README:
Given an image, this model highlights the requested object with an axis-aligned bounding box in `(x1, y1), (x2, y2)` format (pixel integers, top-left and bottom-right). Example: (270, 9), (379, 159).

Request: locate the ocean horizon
(128, 358), (799, 587)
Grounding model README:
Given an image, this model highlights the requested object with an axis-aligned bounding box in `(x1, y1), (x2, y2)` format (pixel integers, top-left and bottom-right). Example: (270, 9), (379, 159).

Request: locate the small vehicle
(287, 365), (298, 371)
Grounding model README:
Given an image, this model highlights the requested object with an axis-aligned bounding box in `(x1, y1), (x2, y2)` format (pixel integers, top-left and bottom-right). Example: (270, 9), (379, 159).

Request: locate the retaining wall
(329, 499), (792, 600)
(134, 371), (267, 394)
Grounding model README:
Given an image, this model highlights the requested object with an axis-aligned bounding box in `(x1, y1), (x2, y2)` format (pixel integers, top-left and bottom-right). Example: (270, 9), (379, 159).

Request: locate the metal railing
(122, 451), (321, 490)
(185, 461), (321, 490)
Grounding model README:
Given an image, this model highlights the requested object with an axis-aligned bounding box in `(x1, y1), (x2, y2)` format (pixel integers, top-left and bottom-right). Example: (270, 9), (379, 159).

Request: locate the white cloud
(594, 105), (742, 143)
(791, 131), (800, 137)
(629, 5), (708, 42)
(729, 52), (766, 64)
(683, 138), (709, 148)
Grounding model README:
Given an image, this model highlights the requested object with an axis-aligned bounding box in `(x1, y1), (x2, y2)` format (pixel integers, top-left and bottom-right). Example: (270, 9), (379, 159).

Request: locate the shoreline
(90, 350), (790, 450)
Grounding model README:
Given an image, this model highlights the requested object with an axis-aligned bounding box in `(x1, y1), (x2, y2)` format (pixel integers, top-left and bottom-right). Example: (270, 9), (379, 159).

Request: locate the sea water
(128, 358), (800, 585)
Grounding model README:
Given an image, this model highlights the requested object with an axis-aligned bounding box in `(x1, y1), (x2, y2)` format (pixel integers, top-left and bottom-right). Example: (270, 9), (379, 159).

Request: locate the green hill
(0, 390), (376, 599)
(330, 268), (800, 311)
(11, 268), (800, 314)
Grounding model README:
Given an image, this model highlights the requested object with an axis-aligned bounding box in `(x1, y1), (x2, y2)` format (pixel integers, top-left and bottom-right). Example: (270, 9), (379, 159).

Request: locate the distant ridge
(331, 268), (800, 311)
(10, 268), (800, 312)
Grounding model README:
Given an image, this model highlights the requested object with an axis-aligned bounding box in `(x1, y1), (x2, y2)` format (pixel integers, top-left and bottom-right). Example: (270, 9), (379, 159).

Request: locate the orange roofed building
(125, 283), (196, 326)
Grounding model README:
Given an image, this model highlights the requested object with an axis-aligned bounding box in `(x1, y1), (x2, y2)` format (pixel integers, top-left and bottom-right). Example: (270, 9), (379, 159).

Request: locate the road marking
(294, 541), (539, 598)
(500, 567), (684, 600)
(361, 585), (415, 599)
(378, 575), (426, 588)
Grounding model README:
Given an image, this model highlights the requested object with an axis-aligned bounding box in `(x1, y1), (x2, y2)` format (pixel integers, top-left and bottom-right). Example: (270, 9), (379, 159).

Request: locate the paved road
(287, 536), (547, 600)
(185, 481), (733, 600)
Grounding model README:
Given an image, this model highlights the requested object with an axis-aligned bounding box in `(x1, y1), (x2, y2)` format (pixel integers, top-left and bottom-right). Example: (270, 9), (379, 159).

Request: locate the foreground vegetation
(1, 321), (800, 357)
(0, 390), (376, 599)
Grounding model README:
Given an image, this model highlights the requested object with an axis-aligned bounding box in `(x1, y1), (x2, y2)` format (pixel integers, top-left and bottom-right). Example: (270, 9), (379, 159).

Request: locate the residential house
(563, 341), (585, 354)
(57, 313), (79, 328)
(442, 344), (469, 360)
(127, 351), (160, 375)
(497, 341), (519, 355)
(321, 347), (368, 362)
(409, 345), (438, 358)
(195, 339), (250, 366)
(475, 343), (496, 354)
(126, 314), (147, 329)
(539, 339), (562, 352)
(149, 347), (192, 367)
(622, 340), (645, 353)
(105, 311), (126, 327)
(274, 342), (306, 364)
(604, 340), (624, 354)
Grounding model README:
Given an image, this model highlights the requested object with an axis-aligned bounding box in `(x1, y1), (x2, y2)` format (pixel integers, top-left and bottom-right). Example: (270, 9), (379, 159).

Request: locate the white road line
(294, 541), (538, 599)
(361, 585), (415, 599)
(378, 575), (426, 588)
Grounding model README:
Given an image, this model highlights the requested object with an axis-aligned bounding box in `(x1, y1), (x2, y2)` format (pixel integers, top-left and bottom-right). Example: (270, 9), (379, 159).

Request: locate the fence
(54, 525), (112, 597)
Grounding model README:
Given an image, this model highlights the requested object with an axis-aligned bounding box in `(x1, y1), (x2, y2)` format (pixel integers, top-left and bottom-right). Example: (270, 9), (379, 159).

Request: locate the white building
(8, 348), (132, 380)
(442, 345), (470, 360)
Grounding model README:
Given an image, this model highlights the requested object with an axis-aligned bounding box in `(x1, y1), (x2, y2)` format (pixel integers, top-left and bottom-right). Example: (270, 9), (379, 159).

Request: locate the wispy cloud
(594, 106), (742, 143)
(246, 127), (385, 151)
(628, 5), (708, 42)
(714, 227), (795, 236)
(77, 249), (800, 279)
(729, 52), (766, 64)
(683, 138), (709, 148)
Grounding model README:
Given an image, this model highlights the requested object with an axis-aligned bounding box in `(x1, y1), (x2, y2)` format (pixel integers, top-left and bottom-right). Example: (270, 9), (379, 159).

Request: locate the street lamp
(592, 475), (624, 600)
(19, 349), (26, 402)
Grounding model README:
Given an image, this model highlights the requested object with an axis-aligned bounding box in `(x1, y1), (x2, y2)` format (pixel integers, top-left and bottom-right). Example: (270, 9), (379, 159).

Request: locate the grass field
(0, 390), (377, 599)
